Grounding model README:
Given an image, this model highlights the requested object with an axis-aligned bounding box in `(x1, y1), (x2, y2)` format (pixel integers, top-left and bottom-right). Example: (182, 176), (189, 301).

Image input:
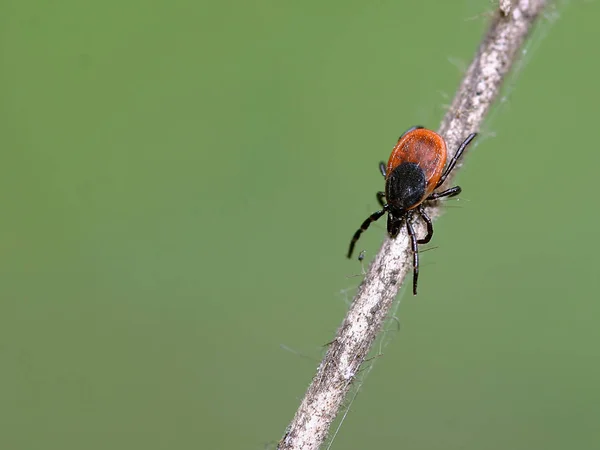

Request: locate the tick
(347, 126), (477, 295)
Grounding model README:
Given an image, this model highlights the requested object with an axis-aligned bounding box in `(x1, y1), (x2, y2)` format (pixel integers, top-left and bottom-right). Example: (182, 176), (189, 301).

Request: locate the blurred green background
(1, 0), (599, 449)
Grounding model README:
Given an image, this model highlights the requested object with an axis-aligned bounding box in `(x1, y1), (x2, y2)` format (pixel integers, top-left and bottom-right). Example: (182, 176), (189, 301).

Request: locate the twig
(278, 1), (547, 449)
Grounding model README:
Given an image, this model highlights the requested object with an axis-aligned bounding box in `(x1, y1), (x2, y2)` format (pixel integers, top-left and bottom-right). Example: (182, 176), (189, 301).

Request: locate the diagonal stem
(278, 2), (547, 449)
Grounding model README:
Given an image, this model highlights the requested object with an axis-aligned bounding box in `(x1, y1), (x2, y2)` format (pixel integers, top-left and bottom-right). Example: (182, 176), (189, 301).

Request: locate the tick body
(347, 126), (477, 295)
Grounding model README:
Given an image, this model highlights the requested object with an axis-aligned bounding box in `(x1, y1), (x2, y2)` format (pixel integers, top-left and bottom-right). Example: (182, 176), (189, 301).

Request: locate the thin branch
(278, 1), (547, 449)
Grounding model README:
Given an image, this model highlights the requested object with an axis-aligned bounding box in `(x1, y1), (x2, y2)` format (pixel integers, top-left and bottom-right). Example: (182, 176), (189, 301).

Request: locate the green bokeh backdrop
(1, 1), (599, 449)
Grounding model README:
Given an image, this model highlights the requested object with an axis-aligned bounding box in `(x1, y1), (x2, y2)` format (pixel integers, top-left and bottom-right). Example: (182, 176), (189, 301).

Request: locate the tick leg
(436, 133), (477, 189)
(347, 209), (386, 259)
(427, 186), (461, 201)
(406, 218), (420, 296)
(379, 162), (386, 177)
(399, 125), (425, 140)
(416, 206), (433, 244)
(377, 191), (386, 207)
